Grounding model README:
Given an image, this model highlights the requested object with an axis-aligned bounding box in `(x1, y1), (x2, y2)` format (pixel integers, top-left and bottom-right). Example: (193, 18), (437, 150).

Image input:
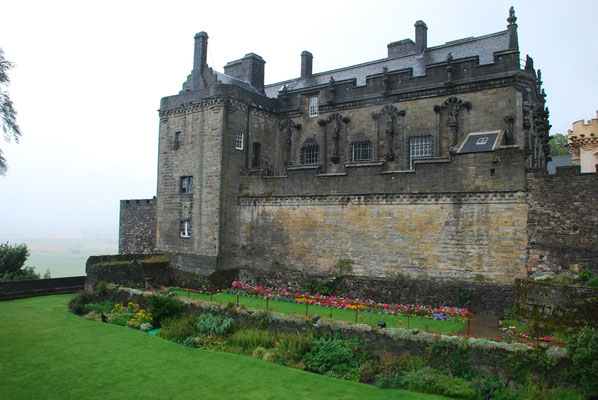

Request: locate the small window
(174, 131), (182, 150)
(476, 137), (488, 145)
(308, 96), (318, 117)
(301, 139), (319, 165)
(252, 142), (261, 168)
(351, 140), (372, 162)
(235, 131), (244, 150)
(409, 136), (432, 169)
(180, 176), (193, 194)
(180, 221), (191, 238)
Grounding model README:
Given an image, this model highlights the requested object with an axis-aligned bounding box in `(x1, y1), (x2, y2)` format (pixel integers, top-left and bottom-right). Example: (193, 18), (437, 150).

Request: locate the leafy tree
(0, 242), (40, 281)
(0, 48), (21, 175)
(549, 133), (570, 157)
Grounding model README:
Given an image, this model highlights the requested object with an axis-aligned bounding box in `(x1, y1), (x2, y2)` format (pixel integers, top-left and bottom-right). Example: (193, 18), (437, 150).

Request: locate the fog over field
(0, 231), (117, 278)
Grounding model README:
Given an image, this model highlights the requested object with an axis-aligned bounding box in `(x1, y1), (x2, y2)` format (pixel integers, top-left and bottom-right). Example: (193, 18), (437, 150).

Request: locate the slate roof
(263, 30), (511, 98)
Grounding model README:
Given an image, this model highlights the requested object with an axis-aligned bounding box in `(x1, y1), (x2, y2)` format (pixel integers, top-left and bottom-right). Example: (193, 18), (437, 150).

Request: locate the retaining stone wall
(0, 277), (86, 301)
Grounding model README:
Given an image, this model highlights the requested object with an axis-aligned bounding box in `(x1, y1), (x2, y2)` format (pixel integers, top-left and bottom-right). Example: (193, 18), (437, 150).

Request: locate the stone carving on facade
(327, 76), (336, 104)
(504, 116), (515, 145)
(372, 104), (406, 162)
(318, 112), (349, 164)
(279, 84), (289, 109)
(445, 52), (454, 84)
(435, 97), (472, 151)
(280, 119), (301, 166)
(382, 67), (390, 97)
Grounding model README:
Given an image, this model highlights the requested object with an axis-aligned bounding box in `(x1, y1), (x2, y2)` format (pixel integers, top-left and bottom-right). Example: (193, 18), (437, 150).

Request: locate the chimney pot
(301, 51), (313, 79)
(414, 20), (428, 55)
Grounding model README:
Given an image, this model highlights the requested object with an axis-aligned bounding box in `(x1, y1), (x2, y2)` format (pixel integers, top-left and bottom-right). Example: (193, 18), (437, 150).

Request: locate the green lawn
(175, 290), (465, 334)
(0, 295), (452, 400)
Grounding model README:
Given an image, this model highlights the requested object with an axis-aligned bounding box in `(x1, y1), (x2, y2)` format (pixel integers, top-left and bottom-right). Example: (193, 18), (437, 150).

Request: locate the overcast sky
(1, 0), (597, 240)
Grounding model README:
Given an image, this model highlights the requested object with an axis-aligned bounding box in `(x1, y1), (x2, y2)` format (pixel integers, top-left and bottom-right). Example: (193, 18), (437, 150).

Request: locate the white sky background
(0, 0), (597, 240)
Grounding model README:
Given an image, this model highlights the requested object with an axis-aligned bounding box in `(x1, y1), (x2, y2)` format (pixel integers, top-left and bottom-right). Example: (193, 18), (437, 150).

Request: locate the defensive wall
(0, 276), (86, 301)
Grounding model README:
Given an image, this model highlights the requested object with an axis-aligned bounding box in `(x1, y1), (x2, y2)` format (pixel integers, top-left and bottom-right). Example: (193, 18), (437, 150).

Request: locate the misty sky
(1, 0), (597, 241)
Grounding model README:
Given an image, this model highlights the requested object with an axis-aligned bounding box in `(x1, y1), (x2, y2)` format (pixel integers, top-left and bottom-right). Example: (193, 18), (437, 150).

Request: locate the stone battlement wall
(119, 198), (157, 254)
(527, 167), (598, 276)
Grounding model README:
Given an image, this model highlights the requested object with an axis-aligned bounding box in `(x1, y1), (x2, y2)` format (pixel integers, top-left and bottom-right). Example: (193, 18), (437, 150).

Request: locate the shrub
(304, 335), (364, 377)
(0, 242), (40, 281)
(578, 269), (593, 282)
(107, 312), (134, 326)
(273, 332), (313, 366)
(428, 340), (473, 378)
(553, 273), (572, 286)
(157, 314), (198, 343)
(82, 299), (117, 315)
(567, 327), (598, 398)
(195, 313), (236, 336)
(183, 336), (196, 348)
(252, 346), (267, 359)
(67, 291), (96, 315)
(587, 277), (598, 287)
(358, 359), (377, 383)
(402, 367), (476, 400)
(140, 322), (153, 332)
(263, 351), (278, 363)
(228, 328), (278, 352)
(150, 294), (183, 327)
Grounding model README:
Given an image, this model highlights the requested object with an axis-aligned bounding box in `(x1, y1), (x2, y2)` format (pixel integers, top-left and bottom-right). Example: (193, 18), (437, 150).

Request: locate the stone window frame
(174, 131), (182, 150)
(180, 176), (193, 194)
(409, 135), (433, 169)
(180, 220), (191, 238)
(235, 131), (244, 150)
(300, 138), (320, 165)
(351, 140), (372, 162)
(308, 96), (319, 117)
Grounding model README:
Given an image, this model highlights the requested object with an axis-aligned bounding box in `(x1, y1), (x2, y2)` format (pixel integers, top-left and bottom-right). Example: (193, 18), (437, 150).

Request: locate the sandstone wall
(119, 198), (156, 254)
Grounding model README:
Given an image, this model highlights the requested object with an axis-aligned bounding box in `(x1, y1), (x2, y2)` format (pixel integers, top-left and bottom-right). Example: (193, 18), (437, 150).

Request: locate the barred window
(180, 176), (193, 194)
(301, 139), (319, 165)
(174, 131), (182, 150)
(409, 136), (432, 169)
(180, 220), (191, 238)
(351, 140), (372, 161)
(308, 96), (318, 117)
(235, 131), (244, 150)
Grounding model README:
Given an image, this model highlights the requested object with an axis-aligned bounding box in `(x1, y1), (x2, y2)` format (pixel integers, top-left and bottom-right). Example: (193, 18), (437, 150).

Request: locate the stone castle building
(119, 9), (596, 288)
(568, 111), (598, 173)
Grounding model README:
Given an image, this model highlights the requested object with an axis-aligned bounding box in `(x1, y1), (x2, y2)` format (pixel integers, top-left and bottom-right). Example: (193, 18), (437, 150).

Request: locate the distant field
(0, 232), (117, 277)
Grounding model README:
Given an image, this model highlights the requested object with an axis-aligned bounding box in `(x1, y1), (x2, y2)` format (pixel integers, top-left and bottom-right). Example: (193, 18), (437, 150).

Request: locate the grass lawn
(174, 290), (465, 334)
(0, 294), (452, 400)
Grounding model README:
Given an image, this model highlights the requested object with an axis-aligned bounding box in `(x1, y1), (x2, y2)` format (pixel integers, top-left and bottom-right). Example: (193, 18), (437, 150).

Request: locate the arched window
(300, 138), (319, 165)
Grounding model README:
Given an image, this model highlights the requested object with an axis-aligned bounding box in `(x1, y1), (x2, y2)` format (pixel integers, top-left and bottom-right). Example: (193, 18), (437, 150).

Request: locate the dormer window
(308, 96), (318, 117)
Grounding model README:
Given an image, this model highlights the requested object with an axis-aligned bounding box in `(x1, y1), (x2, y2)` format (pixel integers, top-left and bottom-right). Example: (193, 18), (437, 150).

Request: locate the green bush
(157, 314), (198, 342)
(273, 332), (313, 366)
(183, 336), (196, 348)
(67, 291), (96, 315)
(107, 312), (134, 326)
(150, 294), (183, 327)
(195, 312), (236, 336)
(428, 340), (473, 378)
(587, 277), (598, 287)
(83, 299), (117, 315)
(553, 274), (572, 286)
(227, 328), (278, 352)
(304, 335), (364, 377)
(567, 327), (598, 398)
(0, 242), (41, 281)
(578, 269), (593, 282)
(252, 346), (267, 359)
(402, 367), (476, 400)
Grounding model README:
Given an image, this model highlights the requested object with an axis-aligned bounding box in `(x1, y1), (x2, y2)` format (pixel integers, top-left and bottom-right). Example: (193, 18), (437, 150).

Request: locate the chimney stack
(301, 51), (313, 79)
(414, 21), (428, 55)
(192, 31), (208, 90)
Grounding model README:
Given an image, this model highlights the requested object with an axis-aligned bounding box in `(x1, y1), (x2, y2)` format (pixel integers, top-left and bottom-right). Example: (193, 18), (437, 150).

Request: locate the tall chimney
(414, 21), (428, 55)
(507, 6), (519, 51)
(192, 31), (208, 90)
(301, 51), (313, 79)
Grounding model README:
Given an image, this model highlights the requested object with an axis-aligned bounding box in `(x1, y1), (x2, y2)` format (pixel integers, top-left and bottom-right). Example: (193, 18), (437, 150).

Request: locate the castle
(118, 8), (595, 291)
